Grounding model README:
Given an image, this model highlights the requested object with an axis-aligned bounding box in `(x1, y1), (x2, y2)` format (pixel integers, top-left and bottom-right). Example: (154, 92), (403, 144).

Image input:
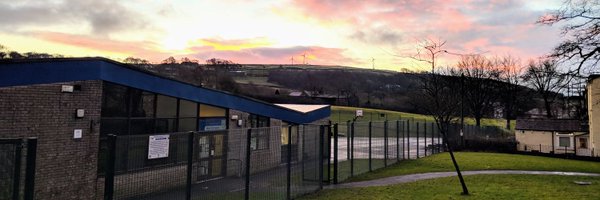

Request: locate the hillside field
(331, 106), (514, 129)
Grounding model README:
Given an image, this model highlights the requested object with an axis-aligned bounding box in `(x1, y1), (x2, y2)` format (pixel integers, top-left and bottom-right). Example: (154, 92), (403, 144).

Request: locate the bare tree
(0, 44), (6, 59)
(453, 55), (501, 126)
(495, 55), (528, 129)
(522, 59), (568, 118)
(538, 0), (600, 74)
(409, 39), (447, 73)
(162, 56), (177, 64)
(124, 57), (150, 65)
(409, 69), (469, 195)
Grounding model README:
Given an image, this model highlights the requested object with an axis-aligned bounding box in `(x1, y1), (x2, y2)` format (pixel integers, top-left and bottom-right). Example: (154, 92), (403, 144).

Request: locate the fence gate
(0, 138), (37, 200)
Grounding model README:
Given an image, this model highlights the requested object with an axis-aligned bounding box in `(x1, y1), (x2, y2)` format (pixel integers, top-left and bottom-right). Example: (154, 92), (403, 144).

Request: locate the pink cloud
(187, 44), (357, 66)
(285, 0), (561, 65)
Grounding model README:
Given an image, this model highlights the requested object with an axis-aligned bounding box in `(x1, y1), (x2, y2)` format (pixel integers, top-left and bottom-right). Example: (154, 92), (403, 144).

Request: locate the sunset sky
(0, 0), (565, 71)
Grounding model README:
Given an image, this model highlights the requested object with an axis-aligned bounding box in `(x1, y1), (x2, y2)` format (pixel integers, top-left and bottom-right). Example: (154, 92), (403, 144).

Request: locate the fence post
(333, 124), (339, 184)
(186, 132), (194, 200)
(416, 122), (420, 158)
(245, 129), (252, 200)
(424, 123), (427, 157)
(103, 135), (115, 200)
(319, 125), (324, 190)
(346, 121), (350, 167)
(431, 123), (434, 154)
(287, 125), (293, 200)
(327, 124), (332, 183)
(437, 125), (441, 152)
(384, 120), (388, 167)
(406, 120), (410, 159)
(368, 121), (372, 172)
(350, 122), (355, 177)
(12, 140), (23, 200)
(396, 120), (400, 162)
(551, 133), (555, 154)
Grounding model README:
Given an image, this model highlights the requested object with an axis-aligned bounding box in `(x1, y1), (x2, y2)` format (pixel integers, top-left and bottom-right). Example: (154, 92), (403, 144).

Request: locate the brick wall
(0, 80), (103, 200)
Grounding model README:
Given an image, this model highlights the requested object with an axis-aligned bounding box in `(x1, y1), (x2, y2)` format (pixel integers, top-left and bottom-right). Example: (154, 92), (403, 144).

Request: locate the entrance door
(197, 132), (227, 181)
(281, 125), (298, 163)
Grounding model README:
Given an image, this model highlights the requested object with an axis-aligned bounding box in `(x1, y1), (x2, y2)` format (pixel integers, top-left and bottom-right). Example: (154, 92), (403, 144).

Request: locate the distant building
(515, 119), (588, 156)
(587, 74), (600, 156)
(287, 90), (347, 104)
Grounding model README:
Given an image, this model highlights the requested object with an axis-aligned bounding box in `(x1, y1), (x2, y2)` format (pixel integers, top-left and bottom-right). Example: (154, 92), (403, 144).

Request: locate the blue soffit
(0, 57), (330, 124)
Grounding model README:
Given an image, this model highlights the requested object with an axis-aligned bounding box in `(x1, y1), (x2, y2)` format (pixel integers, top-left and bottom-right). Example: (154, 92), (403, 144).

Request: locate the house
(288, 90), (347, 104)
(0, 58), (330, 199)
(587, 74), (600, 156)
(515, 119), (588, 156)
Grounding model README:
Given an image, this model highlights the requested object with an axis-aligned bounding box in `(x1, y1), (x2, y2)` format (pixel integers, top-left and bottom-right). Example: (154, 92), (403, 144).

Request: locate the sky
(0, 0), (566, 71)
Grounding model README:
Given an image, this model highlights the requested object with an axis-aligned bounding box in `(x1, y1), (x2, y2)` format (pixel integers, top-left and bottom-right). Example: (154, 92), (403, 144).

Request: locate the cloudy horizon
(0, 0), (565, 71)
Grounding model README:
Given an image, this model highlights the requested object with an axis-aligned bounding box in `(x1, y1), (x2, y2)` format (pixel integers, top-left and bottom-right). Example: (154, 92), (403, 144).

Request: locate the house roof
(0, 57), (330, 124)
(515, 119), (587, 132)
(288, 91), (303, 97)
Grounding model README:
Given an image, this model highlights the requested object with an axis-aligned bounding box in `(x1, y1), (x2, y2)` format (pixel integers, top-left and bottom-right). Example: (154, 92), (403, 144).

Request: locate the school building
(0, 58), (330, 199)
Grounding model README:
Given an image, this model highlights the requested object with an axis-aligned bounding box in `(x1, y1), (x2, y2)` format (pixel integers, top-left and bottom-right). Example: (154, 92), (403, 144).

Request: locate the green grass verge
(301, 174), (600, 200)
(331, 106), (515, 129)
(347, 152), (600, 182)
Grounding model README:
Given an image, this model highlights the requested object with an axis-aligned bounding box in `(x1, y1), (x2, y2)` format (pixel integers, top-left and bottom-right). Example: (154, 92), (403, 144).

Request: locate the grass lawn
(331, 106), (515, 130)
(347, 152), (600, 182)
(301, 174), (600, 200)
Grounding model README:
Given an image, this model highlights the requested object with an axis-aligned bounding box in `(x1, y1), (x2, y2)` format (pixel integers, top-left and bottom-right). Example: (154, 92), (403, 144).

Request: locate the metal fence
(0, 138), (37, 200)
(329, 120), (444, 184)
(103, 125), (326, 200)
(517, 144), (593, 157)
(101, 120), (512, 199)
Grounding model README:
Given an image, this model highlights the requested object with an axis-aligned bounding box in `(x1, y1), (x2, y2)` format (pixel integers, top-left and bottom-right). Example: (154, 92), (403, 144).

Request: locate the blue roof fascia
(0, 60), (102, 86)
(0, 59), (330, 124)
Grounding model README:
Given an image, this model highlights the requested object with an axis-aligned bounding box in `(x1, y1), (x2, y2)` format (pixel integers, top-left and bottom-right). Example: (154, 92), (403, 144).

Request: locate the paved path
(326, 170), (600, 189)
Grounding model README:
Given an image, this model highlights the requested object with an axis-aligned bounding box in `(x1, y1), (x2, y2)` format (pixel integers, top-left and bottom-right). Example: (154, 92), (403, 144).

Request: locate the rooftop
(0, 57), (330, 124)
(515, 118), (587, 132)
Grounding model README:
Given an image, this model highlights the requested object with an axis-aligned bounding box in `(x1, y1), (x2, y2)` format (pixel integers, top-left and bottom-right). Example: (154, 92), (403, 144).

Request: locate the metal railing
(329, 120), (444, 184)
(103, 125), (325, 200)
(101, 119), (511, 199)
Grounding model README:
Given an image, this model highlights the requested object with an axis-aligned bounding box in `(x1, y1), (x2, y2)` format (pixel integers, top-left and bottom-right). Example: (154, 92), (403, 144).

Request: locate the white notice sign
(148, 135), (169, 159)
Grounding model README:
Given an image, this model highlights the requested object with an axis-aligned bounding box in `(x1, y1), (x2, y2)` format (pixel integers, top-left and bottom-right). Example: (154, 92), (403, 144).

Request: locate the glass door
(196, 133), (227, 181)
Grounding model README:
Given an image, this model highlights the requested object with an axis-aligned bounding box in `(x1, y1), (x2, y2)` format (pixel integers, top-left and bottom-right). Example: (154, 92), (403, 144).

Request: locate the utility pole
(291, 57), (294, 65)
(302, 53), (307, 65)
(372, 58), (375, 70)
(460, 73), (465, 146)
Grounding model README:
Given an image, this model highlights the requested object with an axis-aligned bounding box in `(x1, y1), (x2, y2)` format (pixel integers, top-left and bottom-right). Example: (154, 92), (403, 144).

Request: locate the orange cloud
(34, 31), (168, 61)
(198, 37), (272, 51)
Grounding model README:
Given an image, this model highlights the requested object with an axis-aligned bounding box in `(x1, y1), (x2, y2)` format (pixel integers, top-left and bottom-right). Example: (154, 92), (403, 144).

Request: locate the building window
(559, 137), (570, 147)
(156, 95), (177, 118)
(249, 114), (270, 128)
(179, 100), (198, 132)
(199, 104), (227, 117)
(198, 104), (227, 131)
(130, 90), (155, 118)
(251, 129), (270, 151)
(579, 138), (588, 149)
(101, 83), (129, 117)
